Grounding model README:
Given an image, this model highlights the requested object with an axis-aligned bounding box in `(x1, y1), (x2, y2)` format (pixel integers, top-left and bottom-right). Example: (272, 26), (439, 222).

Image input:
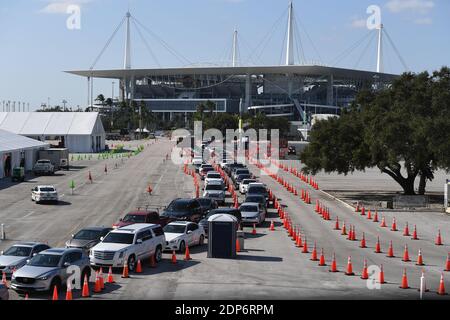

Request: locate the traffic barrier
(122, 261), (129, 278)
(107, 266), (115, 283)
(402, 245), (411, 262)
(360, 233), (367, 248)
(391, 218), (398, 231)
(437, 274), (447, 295)
(375, 237), (382, 253)
(399, 269), (410, 289)
(329, 253), (338, 272)
(52, 285), (59, 301)
(361, 259), (369, 280)
(412, 225), (419, 240)
(184, 245), (191, 261)
(387, 241), (395, 258)
(310, 243), (318, 261)
(136, 259), (143, 273)
(318, 249), (326, 266)
(345, 256), (355, 276)
(403, 223), (410, 237)
(81, 274), (90, 298)
(436, 230), (443, 246)
(416, 249), (424, 266)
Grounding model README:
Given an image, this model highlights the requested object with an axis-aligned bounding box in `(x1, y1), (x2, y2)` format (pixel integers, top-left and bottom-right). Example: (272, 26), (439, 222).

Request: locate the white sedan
(163, 222), (206, 253)
(31, 185), (59, 204)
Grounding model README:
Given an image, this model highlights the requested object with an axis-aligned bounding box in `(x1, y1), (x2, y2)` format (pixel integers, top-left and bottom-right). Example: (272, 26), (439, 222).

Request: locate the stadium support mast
(285, 1), (294, 66)
(124, 11), (132, 70)
(232, 29), (238, 67)
(376, 23), (383, 73)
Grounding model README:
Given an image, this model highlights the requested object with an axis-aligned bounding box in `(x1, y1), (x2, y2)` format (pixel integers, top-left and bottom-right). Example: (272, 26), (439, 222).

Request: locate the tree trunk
(380, 165), (417, 195)
(418, 173), (427, 195)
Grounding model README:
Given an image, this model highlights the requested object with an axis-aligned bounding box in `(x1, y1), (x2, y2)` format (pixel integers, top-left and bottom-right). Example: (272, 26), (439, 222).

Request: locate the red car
(113, 211), (173, 229)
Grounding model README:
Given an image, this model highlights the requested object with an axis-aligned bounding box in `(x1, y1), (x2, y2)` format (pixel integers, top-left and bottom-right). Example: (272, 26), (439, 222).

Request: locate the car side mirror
(26, 259), (30, 264)
(136, 239), (143, 244)
(63, 262), (70, 268)
(100, 237), (104, 241)
(71, 234), (75, 238)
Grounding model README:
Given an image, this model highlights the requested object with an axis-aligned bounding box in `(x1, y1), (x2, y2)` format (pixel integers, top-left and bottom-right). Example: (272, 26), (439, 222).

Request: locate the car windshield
(202, 168), (214, 173)
(38, 160), (50, 164)
(207, 173), (221, 179)
(102, 233), (134, 244)
(40, 187), (55, 192)
(74, 229), (102, 240)
(246, 196), (264, 203)
(165, 200), (190, 212)
(122, 214), (146, 223)
(205, 185), (223, 191)
(163, 224), (186, 234)
(29, 254), (61, 267)
(237, 174), (251, 180)
(242, 179), (256, 185)
(3, 246), (32, 257)
(240, 205), (258, 212)
(248, 186), (267, 194)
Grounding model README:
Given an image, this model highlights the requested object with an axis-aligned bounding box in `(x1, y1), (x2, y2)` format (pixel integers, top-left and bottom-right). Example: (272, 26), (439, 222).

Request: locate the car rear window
(205, 184), (223, 191)
(240, 205), (258, 212)
(248, 186), (267, 194)
(123, 214), (146, 223)
(40, 187), (55, 192)
(207, 173), (221, 179)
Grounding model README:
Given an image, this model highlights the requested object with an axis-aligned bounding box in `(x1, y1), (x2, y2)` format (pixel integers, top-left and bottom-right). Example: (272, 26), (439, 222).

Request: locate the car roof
(248, 182), (265, 187)
(246, 194), (265, 199)
(125, 211), (157, 216)
(37, 185), (56, 188)
(81, 226), (112, 231)
(167, 221), (193, 226)
(240, 202), (260, 207)
(115, 223), (159, 233)
(206, 171), (220, 175)
(41, 248), (80, 255)
(13, 242), (47, 248)
(210, 208), (240, 214)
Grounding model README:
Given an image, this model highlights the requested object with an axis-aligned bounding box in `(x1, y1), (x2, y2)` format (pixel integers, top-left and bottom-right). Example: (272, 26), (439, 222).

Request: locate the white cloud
(39, 0), (92, 14)
(386, 0), (434, 14)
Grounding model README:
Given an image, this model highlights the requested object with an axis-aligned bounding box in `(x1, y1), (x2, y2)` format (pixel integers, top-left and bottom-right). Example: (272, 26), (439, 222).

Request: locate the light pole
(62, 100), (68, 112)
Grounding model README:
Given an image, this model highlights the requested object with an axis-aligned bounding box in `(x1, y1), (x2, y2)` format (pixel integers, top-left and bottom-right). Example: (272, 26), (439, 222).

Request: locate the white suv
(89, 224), (166, 272)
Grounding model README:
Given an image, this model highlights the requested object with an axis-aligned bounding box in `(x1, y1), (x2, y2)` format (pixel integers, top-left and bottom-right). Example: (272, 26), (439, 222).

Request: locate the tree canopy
(301, 67), (450, 195)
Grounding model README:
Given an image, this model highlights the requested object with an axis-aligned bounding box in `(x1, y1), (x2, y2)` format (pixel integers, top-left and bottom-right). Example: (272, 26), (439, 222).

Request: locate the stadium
(66, 2), (400, 132)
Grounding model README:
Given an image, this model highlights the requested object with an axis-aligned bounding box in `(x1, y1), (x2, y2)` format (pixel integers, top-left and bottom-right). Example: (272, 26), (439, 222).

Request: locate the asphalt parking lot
(1, 138), (449, 300)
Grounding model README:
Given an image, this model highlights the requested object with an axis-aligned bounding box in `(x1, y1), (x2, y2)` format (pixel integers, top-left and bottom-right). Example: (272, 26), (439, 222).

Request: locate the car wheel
(198, 235), (205, 246)
(49, 277), (62, 294)
(127, 255), (136, 272)
(154, 245), (162, 263)
(179, 241), (186, 254)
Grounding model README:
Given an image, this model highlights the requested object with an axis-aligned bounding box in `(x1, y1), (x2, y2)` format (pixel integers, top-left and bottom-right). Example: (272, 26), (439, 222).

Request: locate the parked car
(223, 163), (245, 176)
(202, 183), (226, 205)
(65, 227), (113, 251)
(0, 242), (51, 278)
(113, 211), (173, 229)
(31, 186), (59, 204)
(239, 202), (266, 225)
(196, 198), (218, 215)
(10, 248), (91, 293)
(244, 194), (268, 216)
(204, 171), (224, 186)
(232, 168), (250, 182)
(161, 198), (203, 222)
(89, 224), (166, 271)
(33, 159), (55, 175)
(200, 166), (215, 180)
(247, 183), (269, 204)
(163, 222), (206, 252)
(234, 173), (253, 188)
(239, 178), (257, 194)
(199, 208), (242, 235)
(0, 283), (9, 300)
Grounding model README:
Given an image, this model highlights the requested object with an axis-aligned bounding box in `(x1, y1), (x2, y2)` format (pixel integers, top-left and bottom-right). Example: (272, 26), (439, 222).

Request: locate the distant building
(0, 112), (106, 153)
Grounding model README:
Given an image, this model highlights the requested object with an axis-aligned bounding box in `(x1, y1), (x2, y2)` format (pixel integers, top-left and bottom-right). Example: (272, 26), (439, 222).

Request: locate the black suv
(161, 198), (203, 223)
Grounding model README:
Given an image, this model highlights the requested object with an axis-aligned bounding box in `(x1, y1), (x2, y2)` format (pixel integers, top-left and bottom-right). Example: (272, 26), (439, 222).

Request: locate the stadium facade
(66, 2), (398, 128)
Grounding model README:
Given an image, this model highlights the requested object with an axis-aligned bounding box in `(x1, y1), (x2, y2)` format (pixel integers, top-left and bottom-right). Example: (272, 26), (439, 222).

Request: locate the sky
(0, 0), (449, 110)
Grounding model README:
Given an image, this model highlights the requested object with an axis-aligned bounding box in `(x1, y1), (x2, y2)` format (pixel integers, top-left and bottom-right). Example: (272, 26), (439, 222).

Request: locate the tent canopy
(0, 129), (49, 153)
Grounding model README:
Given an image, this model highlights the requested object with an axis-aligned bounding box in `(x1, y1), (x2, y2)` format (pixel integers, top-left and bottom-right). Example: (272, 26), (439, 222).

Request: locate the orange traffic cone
(437, 273), (447, 295)
(270, 221), (275, 231)
(351, 226), (357, 241)
(355, 202), (360, 212)
(416, 249), (424, 266)
(52, 285), (59, 301)
(104, 164), (108, 174)
(436, 230), (443, 246)
(184, 245), (191, 261)
(380, 216), (387, 228)
(375, 237), (382, 253)
(347, 225), (353, 240)
(345, 256), (355, 276)
(296, 231), (303, 248)
(445, 253), (450, 272)
(171, 251), (177, 264)
(399, 269), (410, 289)
(334, 217), (340, 230)
(361, 207), (366, 216)
(94, 271), (101, 293)
(403, 223), (410, 237)
(361, 259), (369, 280)
(302, 237), (309, 253)
(360, 232), (367, 248)
(373, 211), (379, 223)
(412, 225), (419, 240)
(252, 224), (257, 235)
(107, 266), (115, 283)
(24, 293), (29, 300)
(122, 261), (129, 278)
(65, 281), (73, 300)
(379, 265), (386, 284)
(136, 259), (143, 273)
(391, 217), (398, 231)
(99, 268), (105, 289)
(81, 274), (90, 298)
(402, 245), (411, 262)
(329, 253), (338, 273)
(387, 241), (395, 258)
(341, 222), (347, 236)
(310, 242), (318, 261)
(318, 249), (326, 266)
(367, 210), (372, 220)
(236, 239), (241, 253)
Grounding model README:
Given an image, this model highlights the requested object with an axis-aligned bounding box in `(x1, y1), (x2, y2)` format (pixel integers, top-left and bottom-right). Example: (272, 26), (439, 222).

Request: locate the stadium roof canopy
(0, 112), (105, 136)
(0, 129), (48, 153)
(65, 65), (398, 81)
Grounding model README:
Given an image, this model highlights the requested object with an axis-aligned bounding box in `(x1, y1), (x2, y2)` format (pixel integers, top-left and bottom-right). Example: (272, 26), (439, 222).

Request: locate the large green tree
(301, 67), (450, 195)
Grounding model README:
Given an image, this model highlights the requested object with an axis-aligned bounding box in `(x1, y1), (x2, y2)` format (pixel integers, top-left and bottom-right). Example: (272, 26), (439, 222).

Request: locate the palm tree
(205, 100), (216, 116)
(95, 94), (105, 105)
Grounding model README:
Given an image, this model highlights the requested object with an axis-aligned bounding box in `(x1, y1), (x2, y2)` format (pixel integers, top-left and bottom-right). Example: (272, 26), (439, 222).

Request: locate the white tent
(0, 112), (106, 153)
(0, 129), (49, 179)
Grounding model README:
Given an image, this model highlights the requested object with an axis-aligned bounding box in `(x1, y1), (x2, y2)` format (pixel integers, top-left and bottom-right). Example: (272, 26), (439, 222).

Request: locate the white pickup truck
(33, 159), (55, 175)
